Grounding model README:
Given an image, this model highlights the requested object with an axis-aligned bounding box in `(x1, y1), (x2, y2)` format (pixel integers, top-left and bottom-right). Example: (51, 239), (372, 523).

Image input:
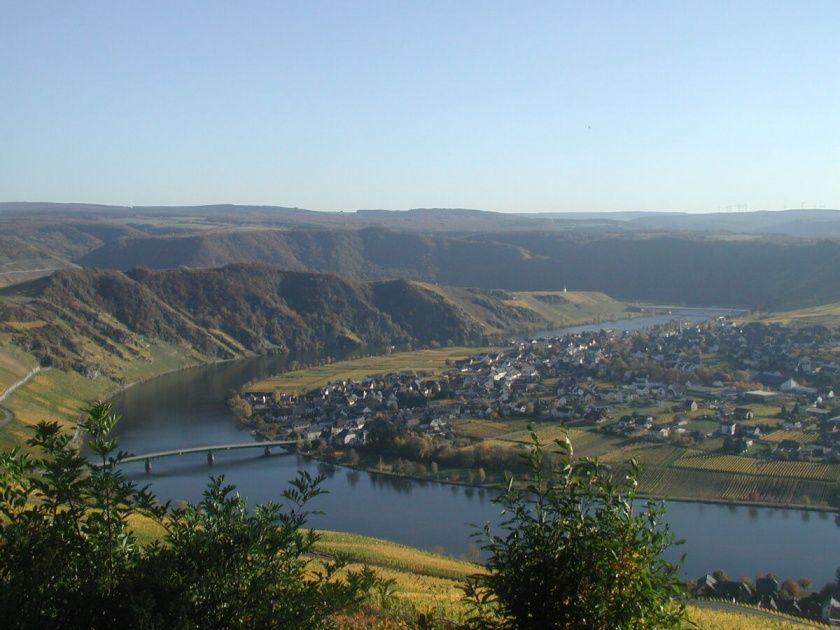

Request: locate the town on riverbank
(236, 317), (840, 510)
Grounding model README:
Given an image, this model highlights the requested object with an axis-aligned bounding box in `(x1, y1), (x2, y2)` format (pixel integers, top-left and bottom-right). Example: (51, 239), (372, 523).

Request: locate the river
(111, 309), (840, 585)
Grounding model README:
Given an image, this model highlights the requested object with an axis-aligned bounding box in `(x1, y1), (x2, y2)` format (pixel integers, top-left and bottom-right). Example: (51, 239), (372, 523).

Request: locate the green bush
(0, 401), (379, 629)
(463, 428), (686, 629)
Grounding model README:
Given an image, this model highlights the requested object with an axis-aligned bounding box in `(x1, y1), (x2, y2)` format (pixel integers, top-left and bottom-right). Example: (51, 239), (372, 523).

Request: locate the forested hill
(80, 228), (840, 309)
(0, 265), (622, 378)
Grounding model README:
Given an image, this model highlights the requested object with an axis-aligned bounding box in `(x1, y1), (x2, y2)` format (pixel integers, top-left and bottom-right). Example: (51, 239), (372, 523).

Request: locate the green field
(248, 346), (502, 394)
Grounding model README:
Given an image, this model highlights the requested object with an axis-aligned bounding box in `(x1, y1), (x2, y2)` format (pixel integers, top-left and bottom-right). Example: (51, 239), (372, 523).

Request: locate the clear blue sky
(2, 1), (838, 213)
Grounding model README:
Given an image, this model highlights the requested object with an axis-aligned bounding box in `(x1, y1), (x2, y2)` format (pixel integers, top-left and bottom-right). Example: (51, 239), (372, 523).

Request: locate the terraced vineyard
(762, 430), (819, 444)
(635, 465), (835, 505)
(673, 452), (840, 482)
(598, 442), (686, 467)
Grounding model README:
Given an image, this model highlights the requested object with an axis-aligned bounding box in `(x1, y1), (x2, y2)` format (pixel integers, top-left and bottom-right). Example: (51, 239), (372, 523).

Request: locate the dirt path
(0, 365), (46, 428)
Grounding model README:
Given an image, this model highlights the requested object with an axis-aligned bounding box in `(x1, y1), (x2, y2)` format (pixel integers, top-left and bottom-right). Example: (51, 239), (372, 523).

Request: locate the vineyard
(636, 465), (836, 505)
(762, 430), (818, 444)
(672, 452), (839, 482)
(598, 442), (686, 467)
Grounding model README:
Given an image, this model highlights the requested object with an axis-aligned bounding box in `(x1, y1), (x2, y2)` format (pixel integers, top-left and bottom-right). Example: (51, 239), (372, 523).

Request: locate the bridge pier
(144, 458), (152, 474)
(207, 450), (214, 466)
(264, 446), (271, 457)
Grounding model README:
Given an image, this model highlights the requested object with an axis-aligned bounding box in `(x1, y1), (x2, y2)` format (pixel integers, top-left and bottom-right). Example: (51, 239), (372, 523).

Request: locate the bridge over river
(121, 440), (297, 473)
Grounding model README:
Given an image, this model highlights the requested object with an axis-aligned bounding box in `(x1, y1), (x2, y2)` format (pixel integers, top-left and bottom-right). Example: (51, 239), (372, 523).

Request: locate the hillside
(76, 227), (840, 309)
(5, 204), (840, 310)
(0, 265), (627, 379)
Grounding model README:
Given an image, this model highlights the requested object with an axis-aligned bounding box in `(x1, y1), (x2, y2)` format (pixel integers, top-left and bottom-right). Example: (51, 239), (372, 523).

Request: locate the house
(694, 574), (718, 597)
(685, 399), (699, 412)
(777, 439), (801, 454)
(780, 378), (801, 391)
(734, 407), (754, 420)
(823, 597), (840, 627)
(754, 371), (786, 388)
(715, 580), (754, 602)
(719, 421), (737, 436)
(755, 575), (779, 601)
(743, 390), (780, 403)
(694, 575), (753, 602)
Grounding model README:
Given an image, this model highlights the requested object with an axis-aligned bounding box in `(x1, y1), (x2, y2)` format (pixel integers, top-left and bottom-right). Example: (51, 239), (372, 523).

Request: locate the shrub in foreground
(463, 428), (686, 629)
(0, 401), (378, 629)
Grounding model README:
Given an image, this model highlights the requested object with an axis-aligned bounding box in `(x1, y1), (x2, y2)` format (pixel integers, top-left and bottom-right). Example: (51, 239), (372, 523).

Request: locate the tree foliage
(463, 428), (686, 629)
(0, 401), (379, 629)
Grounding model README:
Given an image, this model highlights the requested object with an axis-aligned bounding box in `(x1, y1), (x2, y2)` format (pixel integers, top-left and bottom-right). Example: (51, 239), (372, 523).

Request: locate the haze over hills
(5, 201), (840, 237)
(79, 227), (840, 309)
(5, 203), (840, 310)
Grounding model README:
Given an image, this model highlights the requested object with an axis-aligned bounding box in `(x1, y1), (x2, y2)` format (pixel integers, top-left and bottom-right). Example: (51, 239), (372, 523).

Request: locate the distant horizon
(1, 200), (839, 216)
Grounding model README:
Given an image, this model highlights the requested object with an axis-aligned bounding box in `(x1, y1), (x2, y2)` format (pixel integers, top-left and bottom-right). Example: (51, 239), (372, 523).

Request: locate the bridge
(121, 440), (297, 473)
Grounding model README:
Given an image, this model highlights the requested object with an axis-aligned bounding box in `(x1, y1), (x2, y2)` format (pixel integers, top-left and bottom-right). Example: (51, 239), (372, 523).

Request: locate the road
(0, 365), (45, 428)
(0, 267), (65, 277)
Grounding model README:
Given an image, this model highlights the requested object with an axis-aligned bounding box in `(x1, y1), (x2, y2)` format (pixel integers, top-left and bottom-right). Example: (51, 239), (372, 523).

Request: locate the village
(241, 319), (840, 469)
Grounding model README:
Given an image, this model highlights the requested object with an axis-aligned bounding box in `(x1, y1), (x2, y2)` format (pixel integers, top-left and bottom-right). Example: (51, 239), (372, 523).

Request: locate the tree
(0, 401), (381, 629)
(463, 428), (686, 629)
(0, 402), (164, 627)
(780, 579), (800, 599)
(713, 569), (730, 582)
(142, 474), (375, 629)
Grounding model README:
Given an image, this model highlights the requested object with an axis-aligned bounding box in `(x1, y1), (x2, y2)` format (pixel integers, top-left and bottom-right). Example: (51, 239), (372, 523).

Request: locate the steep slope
(78, 228), (840, 309)
(0, 264), (632, 382)
(0, 266), (493, 378)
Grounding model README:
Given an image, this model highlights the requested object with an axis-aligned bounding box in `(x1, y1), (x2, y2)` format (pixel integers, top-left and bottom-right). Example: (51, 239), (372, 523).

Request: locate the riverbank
(297, 445), (840, 514)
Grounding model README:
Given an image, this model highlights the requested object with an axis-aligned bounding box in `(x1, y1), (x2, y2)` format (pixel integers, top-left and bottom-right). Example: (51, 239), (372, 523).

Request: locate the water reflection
(345, 470), (361, 487)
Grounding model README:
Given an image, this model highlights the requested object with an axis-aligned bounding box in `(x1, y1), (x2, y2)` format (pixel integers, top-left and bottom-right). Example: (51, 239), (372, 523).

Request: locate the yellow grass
(762, 430), (818, 445)
(497, 425), (624, 457)
(686, 606), (812, 629)
(314, 531), (477, 581)
(453, 419), (514, 439)
(760, 301), (840, 326)
(248, 346), (501, 394)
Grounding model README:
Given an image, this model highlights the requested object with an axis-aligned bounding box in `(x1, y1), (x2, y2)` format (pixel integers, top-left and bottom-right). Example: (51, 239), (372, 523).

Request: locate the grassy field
(247, 346), (502, 394)
(758, 301), (840, 327)
(414, 285), (632, 335)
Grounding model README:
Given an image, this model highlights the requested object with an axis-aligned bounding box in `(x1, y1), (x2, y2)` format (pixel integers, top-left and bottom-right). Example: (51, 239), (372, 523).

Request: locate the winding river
(111, 310), (840, 585)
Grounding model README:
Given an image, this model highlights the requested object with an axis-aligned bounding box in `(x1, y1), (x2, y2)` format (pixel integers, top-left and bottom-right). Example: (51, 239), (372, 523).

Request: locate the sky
(1, 1), (839, 213)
